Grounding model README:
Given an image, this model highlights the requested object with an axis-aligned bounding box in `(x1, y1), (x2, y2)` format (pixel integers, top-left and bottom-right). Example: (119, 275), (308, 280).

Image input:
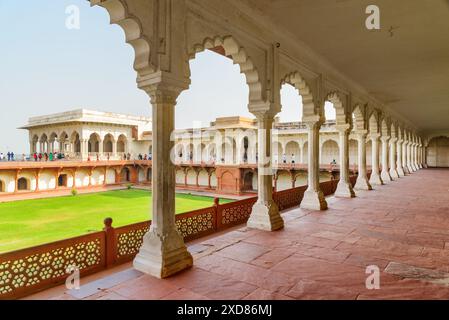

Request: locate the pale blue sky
(0, 0), (334, 153)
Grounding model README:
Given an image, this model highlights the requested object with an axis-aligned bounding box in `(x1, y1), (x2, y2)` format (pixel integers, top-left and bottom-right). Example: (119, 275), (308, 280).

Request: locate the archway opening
(17, 177), (29, 191)
(243, 171), (254, 191)
(88, 133), (100, 153)
(428, 136), (449, 167)
(117, 135), (127, 154)
(177, 47), (252, 167)
(121, 167), (130, 182)
(321, 140), (339, 165)
(58, 174), (68, 187)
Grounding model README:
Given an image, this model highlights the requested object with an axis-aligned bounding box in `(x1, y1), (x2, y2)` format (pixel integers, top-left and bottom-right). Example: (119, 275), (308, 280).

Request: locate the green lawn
(0, 189), (232, 254)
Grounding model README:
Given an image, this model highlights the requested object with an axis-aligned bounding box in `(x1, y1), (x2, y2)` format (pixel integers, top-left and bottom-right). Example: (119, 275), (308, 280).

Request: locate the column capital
(389, 137), (398, 143)
(138, 71), (190, 104)
(380, 136), (391, 142)
(368, 133), (381, 140)
(335, 124), (351, 134)
(355, 130), (368, 139)
(303, 119), (323, 131)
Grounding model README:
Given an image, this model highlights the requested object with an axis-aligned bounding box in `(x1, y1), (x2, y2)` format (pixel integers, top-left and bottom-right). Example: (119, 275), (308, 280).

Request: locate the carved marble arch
(188, 36), (263, 103)
(282, 72), (317, 120)
(390, 122), (398, 139)
(397, 125), (404, 141)
(325, 91), (349, 126)
(368, 110), (380, 135)
(380, 117), (391, 137)
(91, 0), (154, 77)
(352, 104), (366, 131)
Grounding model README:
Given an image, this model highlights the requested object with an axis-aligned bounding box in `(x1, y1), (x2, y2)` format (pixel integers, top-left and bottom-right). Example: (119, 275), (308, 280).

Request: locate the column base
(247, 200), (284, 231)
(300, 189), (328, 211)
(381, 170), (392, 183)
(133, 227), (193, 279)
(418, 164), (423, 169)
(355, 176), (372, 191)
(335, 180), (356, 198)
(389, 168), (399, 180)
(369, 173), (383, 186)
(407, 165), (414, 173)
(403, 166), (410, 174)
(397, 166), (405, 177)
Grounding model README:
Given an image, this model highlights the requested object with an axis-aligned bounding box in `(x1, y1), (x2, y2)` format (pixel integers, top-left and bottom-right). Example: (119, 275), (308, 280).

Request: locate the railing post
(103, 217), (116, 268)
(213, 197), (220, 231)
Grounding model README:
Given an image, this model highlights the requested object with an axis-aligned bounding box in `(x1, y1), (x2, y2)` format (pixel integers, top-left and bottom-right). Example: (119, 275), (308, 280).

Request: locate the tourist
(148, 152), (152, 160)
(38, 153), (43, 161)
(96, 153), (100, 161)
(107, 153), (110, 161)
(127, 153), (131, 160)
(282, 153), (287, 164)
(0, 152), (4, 161)
(49, 152), (53, 161)
(22, 154), (26, 161)
(291, 154), (296, 164)
(7, 152), (11, 161)
(143, 154), (147, 161)
(44, 153), (48, 161)
(10, 152), (15, 161)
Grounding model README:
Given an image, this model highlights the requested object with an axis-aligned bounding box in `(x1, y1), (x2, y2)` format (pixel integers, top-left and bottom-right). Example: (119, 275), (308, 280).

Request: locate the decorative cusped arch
(91, 0), (154, 76)
(282, 71), (317, 119)
(189, 35), (263, 103)
(325, 91), (349, 126)
(368, 109), (381, 134)
(352, 104), (366, 131)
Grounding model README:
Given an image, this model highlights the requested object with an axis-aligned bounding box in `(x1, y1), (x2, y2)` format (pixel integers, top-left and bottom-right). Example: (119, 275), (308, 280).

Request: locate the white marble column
(354, 131), (372, 190)
(389, 138), (399, 179)
(413, 144), (419, 170)
(247, 113), (284, 231)
(396, 139), (405, 177)
(410, 143), (417, 172)
(406, 142), (413, 173)
(300, 120), (327, 210)
(369, 134), (383, 185)
(402, 141), (409, 174)
(335, 125), (355, 197)
(380, 136), (392, 183)
(418, 145), (423, 168)
(134, 86), (192, 278)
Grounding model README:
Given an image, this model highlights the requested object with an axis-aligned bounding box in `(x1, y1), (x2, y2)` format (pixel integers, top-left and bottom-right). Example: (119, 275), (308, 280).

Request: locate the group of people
(0, 152), (17, 161)
(32, 152), (65, 162)
(137, 153), (152, 161)
(282, 154), (297, 164)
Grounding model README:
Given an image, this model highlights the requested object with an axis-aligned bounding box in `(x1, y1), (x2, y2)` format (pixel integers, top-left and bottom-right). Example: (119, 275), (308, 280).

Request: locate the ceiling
(243, 0), (449, 133)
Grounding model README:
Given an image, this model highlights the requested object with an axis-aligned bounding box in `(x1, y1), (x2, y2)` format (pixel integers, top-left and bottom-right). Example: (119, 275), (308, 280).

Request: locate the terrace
(18, 168), (449, 300)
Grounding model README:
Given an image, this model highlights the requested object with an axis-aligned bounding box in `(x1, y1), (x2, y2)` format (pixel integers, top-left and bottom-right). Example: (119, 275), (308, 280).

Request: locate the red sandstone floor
(31, 169), (449, 300)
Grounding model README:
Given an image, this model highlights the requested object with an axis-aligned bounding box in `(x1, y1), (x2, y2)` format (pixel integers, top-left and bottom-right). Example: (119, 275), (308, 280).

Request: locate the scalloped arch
(189, 36), (263, 103)
(91, 0), (154, 76)
(282, 72), (316, 119)
(325, 92), (348, 125)
(352, 104), (366, 131)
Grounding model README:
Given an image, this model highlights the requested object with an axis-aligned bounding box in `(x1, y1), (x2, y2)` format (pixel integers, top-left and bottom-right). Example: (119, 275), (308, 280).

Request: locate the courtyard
(0, 189), (232, 253)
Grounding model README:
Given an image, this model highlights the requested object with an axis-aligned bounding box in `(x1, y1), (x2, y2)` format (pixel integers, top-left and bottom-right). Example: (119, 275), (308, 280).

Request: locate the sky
(0, 0), (335, 153)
